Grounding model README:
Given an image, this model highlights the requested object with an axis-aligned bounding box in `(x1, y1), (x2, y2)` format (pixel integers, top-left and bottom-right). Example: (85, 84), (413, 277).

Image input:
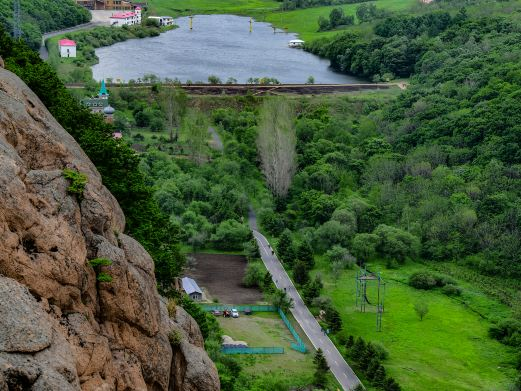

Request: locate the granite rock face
(0, 68), (220, 391)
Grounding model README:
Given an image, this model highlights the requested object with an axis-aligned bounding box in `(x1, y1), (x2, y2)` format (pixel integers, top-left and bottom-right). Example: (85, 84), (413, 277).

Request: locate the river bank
(46, 24), (175, 86)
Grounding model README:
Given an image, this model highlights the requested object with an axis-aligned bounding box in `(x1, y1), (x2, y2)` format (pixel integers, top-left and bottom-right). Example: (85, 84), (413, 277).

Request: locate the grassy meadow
(148, 0), (420, 41)
(310, 258), (518, 391)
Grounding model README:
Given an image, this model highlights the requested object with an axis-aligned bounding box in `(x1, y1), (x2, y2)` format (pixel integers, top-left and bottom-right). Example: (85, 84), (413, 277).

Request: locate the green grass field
(148, 0), (279, 17)
(218, 312), (318, 385)
(311, 258), (518, 391)
(148, 0), (420, 41)
(264, 0), (419, 41)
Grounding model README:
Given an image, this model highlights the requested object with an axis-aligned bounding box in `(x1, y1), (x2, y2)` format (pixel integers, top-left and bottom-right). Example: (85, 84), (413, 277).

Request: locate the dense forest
(0, 0), (90, 50)
(307, 8), (467, 81)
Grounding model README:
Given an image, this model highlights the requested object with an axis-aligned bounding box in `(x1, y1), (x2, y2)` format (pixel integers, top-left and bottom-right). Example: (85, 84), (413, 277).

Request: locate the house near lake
(181, 277), (203, 301)
(109, 7), (142, 26)
(147, 16), (174, 27)
(59, 39), (77, 58)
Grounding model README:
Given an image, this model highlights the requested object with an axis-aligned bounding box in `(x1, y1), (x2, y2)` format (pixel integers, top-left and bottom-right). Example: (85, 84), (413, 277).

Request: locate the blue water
(92, 14), (359, 84)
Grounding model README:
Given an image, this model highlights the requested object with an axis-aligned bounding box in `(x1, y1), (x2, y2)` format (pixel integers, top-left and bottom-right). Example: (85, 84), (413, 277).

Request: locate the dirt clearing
(184, 253), (264, 304)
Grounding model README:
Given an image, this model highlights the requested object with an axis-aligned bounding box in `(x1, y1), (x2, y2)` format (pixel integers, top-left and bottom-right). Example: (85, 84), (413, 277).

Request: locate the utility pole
(13, 0), (22, 39)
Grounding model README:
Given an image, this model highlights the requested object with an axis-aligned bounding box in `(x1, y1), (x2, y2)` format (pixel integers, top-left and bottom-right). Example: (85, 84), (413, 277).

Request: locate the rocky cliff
(0, 66), (220, 391)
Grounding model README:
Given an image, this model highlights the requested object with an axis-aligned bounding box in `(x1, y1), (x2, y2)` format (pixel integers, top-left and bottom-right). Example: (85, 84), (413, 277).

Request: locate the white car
(231, 309), (239, 318)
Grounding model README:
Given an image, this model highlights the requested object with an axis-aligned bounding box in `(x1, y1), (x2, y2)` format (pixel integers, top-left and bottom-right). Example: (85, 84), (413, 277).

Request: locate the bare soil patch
(184, 253), (264, 304)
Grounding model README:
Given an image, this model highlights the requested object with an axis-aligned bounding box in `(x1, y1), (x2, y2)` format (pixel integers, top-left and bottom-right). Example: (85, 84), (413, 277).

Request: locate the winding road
(209, 110), (361, 390)
(248, 208), (362, 391)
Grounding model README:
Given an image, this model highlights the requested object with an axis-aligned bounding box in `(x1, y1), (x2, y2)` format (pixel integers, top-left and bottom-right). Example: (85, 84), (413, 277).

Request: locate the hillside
(0, 0), (90, 49)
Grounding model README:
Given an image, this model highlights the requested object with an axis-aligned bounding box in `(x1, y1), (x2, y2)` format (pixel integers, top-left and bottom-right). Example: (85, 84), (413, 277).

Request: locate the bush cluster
(408, 271), (461, 296)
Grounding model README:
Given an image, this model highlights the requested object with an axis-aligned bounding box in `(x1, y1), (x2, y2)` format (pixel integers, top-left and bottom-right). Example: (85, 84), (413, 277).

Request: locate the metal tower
(13, 0), (22, 39)
(355, 267), (386, 332)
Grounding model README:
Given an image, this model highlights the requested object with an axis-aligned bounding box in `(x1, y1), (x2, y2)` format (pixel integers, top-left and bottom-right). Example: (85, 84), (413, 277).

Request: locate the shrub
(408, 271), (437, 290)
(88, 258), (113, 282)
(414, 302), (429, 321)
(63, 168), (88, 199)
(167, 299), (177, 317)
(243, 262), (265, 287)
(96, 271), (113, 283)
(373, 342), (389, 360)
(442, 284), (462, 296)
(489, 319), (521, 347)
(169, 329), (183, 346)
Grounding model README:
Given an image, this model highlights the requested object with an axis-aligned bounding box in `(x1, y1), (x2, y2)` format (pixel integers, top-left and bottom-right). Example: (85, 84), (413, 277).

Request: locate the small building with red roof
(58, 39), (77, 58)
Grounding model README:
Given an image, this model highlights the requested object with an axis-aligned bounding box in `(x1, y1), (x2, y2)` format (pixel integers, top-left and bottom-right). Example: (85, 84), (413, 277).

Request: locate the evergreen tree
(366, 357), (381, 380)
(293, 260), (310, 285)
(360, 342), (377, 371)
(373, 365), (387, 387)
(350, 337), (367, 361)
(262, 271), (274, 293)
(325, 305), (343, 332)
(345, 335), (355, 350)
(296, 240), (314, 269)
(302, 275), (323, 305)
(383, 377), (402, 391)
(277, 229), (295, 265)
(313, 348), (329, 387)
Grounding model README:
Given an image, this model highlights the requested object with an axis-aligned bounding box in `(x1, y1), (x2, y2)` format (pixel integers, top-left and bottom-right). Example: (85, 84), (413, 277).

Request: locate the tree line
(0, 0), (90, 50)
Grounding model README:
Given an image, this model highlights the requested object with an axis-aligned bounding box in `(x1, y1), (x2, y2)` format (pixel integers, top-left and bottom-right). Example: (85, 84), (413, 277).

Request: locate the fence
(201, 304), (307, 354)
(221, 346), (284, 354)
(200, 304), (277, 312)
(278, 309), (307, 353)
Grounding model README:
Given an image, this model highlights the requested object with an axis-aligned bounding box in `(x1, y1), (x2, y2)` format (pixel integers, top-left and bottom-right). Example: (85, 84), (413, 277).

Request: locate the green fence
(201, 303), (307, 354)
(221, 346), (284, 354)
(200, 304), (277, 312)
(278, 309), (307, 353)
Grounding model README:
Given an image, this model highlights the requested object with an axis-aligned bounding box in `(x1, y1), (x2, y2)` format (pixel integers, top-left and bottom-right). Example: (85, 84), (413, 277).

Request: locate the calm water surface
(92, 14), (360, 84)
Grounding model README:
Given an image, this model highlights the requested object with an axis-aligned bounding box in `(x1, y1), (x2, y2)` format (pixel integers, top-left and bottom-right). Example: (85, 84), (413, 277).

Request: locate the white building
(59, 39), (77, 58)
(147, 16), (174, 27)
(109, 7), (142, 27)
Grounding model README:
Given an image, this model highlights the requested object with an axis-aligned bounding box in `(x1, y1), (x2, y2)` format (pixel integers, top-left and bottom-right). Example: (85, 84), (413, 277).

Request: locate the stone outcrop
(0, 67), (220, 391)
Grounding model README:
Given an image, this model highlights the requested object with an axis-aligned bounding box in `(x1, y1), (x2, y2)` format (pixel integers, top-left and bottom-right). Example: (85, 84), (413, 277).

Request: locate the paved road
(248, 207), (362, 390)
(39, 22), (102, 60)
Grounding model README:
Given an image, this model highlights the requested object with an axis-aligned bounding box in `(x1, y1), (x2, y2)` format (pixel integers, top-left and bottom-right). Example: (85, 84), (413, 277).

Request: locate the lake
(92, 14), (360, 84)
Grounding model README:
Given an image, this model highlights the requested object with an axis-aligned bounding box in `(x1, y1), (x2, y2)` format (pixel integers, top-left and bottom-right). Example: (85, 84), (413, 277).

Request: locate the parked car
(211, 310), (222, 316)
(244, 307), (252, 315)
(231, 308), (239, 318)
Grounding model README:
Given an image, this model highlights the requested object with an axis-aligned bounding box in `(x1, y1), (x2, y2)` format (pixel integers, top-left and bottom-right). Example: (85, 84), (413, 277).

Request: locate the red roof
(111, 11), (136, 19)
(58, 39), (76, 47)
